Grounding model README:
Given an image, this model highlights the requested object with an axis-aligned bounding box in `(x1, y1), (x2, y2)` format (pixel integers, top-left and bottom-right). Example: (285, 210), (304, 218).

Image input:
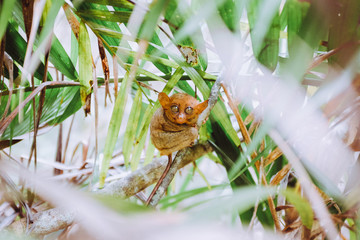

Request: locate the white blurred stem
(269, 130), (339, 240)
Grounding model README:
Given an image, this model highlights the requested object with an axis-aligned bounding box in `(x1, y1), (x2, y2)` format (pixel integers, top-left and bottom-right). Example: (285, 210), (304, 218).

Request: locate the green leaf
(0, 0), (16, 40)
(143, 142), (156, 166)
(211, 104), (241, 147)
(187, 186), (276, 218)
(286, 0), (310, 57)
(79, 20), (92, 106)
(70, 30), (79, 65)
(94, 194), (150, 215)
(229, 138), (276, 183)
(284, 1), (326, 82)
(50, 36), (78, 80)
(247, 0), (281, 71)
(99, 72), (130, 187)
(1, 86), (81, 140)
(160, 184), (227, 209)
(5, 22), (53, 82)
(123, 89), (142, 168)
(76, 3), (122, 50)
(111, 46), (179, 70)
(130, 128), (148, 171)
(146, 32), (172, 75)
(76, 9), (132, 23)
(49, 87), (81, 124)
(282, 189), (314, 229)
(328, 0), (360, 66)
(85, 0), (134, 10)
(218, 0), (243, 32)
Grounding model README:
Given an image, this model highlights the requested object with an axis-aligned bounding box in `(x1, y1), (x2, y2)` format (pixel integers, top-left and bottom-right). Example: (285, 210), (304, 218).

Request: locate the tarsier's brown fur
(146, 92), (208, 205)
(150, 92), (208, 156)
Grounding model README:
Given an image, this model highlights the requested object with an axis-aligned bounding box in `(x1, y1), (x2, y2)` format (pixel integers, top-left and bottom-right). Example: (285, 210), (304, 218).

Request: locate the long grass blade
(0, 0), (16, 40)
(79, 20), (93, 115)
(123, 89), (142, 168)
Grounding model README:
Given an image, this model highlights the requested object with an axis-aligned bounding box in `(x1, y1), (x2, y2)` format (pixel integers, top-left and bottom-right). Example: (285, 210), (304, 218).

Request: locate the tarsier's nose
(176, 113), (187, 124)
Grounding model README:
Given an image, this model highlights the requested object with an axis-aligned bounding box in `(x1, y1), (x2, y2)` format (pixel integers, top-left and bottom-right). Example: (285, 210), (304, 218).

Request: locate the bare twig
(221, 83), (251, 145)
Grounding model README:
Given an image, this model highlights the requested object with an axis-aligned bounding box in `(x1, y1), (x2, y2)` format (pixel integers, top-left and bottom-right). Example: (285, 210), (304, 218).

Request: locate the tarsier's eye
(185, 106), (193, 114)
(171, 105), (179, 113)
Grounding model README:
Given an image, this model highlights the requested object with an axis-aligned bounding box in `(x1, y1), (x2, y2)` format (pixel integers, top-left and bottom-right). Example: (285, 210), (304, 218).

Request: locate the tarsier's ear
(158, 92), (170, 109)
(195, 100), (208, 114)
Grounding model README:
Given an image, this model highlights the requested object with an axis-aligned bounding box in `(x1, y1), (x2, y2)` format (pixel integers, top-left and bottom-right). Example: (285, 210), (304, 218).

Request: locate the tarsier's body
(146, 92), (208, 205)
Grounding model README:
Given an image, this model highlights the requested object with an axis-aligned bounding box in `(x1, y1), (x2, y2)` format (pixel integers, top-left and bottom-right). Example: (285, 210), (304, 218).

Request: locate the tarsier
(146, 92), (208, 205)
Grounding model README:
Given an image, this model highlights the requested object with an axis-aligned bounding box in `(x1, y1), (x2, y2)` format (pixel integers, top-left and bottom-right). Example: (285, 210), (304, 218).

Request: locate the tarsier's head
(159, 92), (208, 126)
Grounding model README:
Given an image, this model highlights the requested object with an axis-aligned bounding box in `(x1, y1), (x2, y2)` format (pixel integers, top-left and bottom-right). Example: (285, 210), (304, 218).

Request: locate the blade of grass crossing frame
(287, 0), (310, 58)
(79, 21), (92, 108)
(144, 142), (156, 166)
(111, 45), (179, 70)
(70, 30), (79, 65)
(123, 89), (142, 168)
(247, 0), (280, 71)
(229, 122), (273, 182)
(0, 0), (16, 40)
(76, 3), (122, 51)
(76, 9), (131, 23)
(99, 72), (129, 187)
(130, 128), (148, 171)
(160, 184), (227, 209)
(50, 36), (78, 80)
(86, 0), (134, 9)
(146, 32), (172, 75)
(230, 141), (275, 183)
(218, 0), (243, 32)
(282, 189), (314, 229)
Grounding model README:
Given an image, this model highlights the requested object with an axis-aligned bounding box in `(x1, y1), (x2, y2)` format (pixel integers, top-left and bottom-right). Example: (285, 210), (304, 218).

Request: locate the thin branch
(0, 75), (217, 96)
(0, 81), (80, 135)
(98, 142), (212, 197)
(9, 142), (212, 236)
(307, 40), (360, 72)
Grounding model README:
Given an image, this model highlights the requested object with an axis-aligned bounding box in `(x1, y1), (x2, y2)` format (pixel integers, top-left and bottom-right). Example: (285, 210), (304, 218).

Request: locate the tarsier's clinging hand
(146, 92), (208, 205)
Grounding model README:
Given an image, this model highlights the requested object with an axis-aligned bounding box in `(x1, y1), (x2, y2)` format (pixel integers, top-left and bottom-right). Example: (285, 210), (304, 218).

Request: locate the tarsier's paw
(189, 138), (199, 147)
(202, 116), (209, 125)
